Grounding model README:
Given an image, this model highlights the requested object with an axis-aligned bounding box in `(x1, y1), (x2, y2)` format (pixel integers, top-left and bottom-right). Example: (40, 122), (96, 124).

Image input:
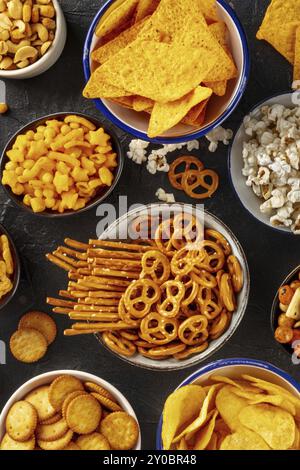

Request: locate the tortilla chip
(201, 0), (219, 23)
(208, 21), (228, 48)
(257, 0), (300, 64)
(181, 98), (209, 126)
(92, 18), (149, 64)
(111, 96), (135, 108)
(132, 95), (154, 112)
(96, 0), (139, 39)
(294, 26), (300, 83)
(148, 86), (212, 137)
(220, 428), (271, 450)
(83, 77), (131, 99)
(135, 0), (160, 22)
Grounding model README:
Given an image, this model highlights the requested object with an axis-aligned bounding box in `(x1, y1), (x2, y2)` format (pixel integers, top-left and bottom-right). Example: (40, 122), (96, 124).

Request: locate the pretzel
(219, 273), (236, 312)
(89, 239), (152, 252)
(124, 279), (161, 319)
(171, 248), (197, 276)
(227, 255), (243, 293)
(129, 214), (160, 241)
(197, 287), (222, 320)
(137, 347), (168, 360)
(205, 229), (232, 256)
(154, 219), (176, 256)
(69, 312), (120, 322)
(168, 156), (204, 190)
(173, 342), (209, 360)
(171, 213), (203, 250)
(119, 331), (139, 341)
(175, 274), (198, 306)
(141, 251), (170, 285)
(209, 310), (231, 340)
(157, 281), (185, 318)
(140, 312), (178, 345)
(178, 315), (208, 346)
(182, 169), (219, 199)
(102, 331), (136, 357)
(193, 240), (225, 274)
(191, 270), (217, 289)
(139, 342), (186, 358)
(118, 296), (141, 326)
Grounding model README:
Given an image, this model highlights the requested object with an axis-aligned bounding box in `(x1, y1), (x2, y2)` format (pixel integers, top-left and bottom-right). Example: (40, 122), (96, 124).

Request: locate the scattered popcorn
(147, 152), (169, 175)
(156, 188), (175, 203)
(127, 139), (150, 164)
(242, 103), (300, 233)
(205, 126), (233, 152)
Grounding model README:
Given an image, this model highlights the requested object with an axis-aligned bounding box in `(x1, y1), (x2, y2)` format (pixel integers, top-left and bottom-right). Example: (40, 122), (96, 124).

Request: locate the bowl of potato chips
(157, 358), (300, 450)
(83, 0), (250, 143)
(0, 370), (141, 450)
(0, 224), (20, 310)
(0, 112), (124, 217)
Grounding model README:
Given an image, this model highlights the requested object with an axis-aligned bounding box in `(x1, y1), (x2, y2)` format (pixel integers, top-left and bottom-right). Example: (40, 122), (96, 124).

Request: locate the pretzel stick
(64, 329), (97, 336)
(47, 297), (77, 307)
(67, 290), (88, 299)
(78, 276), (130, 287)
(89, 239), (152, 252)
(68, 272), (83, 280)
(87, 248), (143, 260)
(76, 280), (126, 292)
(71, 322), (138, 331)
(56, 246), (88, 260)
(53, 250), (88, 268)
(46, 253), (73, 271)
(84, 298), (119, 306)
(68, 281), (89, 291)
(59, 290), (76, 299)
(52, 307), (73, 314)
(69, 313), (120, 321)
(87, 291), (123, 299)
(64, 238), (90, 251)
(92, 268), (140, 279)
(77, 268), (92, 276)
(90, 258), (142, 270)
(74, 305), (118, 313)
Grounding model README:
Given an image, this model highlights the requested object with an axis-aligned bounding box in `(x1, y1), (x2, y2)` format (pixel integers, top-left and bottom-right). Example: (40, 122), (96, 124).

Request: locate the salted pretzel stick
(89, 239), (152, 252)
(68, 281), (89, 291)
(87, 291), (123, 299)
(68, 290), (89, 299)
(90, 258), (142, 269)
(80, 276), (131, 287)
(59, 290), (76, 299)
(47, 297), (77, 308)
(53, 307), (72, 314)
(53, 251), (88, 268)
(68, 272), (83, 281)
(64, 238), (90, 251)
(84, 298), (119, 306)
(64, 329), (97, 336)
(71, 322), (138, 331)
(46, 253), (73, 271)
(87, 248), (143, 260)
(92, 268), (140, 279)
(77, 268), (92, 276)
(74, 305), (118, 313)
(76, 280), (126, 292)
(69, 313), (119, 321)
(56, 246), (88, 261)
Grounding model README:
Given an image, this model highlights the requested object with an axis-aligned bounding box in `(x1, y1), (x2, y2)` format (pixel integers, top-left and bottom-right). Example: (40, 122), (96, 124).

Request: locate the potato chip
(162, 385), (206, 450)
(95, 0), (139, 39)
(193, 410), (218, 450)
(257, 0), (300, 64)
(215, 385), (248, 431)
(294, 26), (300, 83)
(220, 427), (271, 450)
(176, 437), (188, 451)
(231, 388), (296, 416)
(239, 404), (295, 450)
(135, 0), (160, 23)
(206, 432), (218, 450)
(148, 86), (212, 137)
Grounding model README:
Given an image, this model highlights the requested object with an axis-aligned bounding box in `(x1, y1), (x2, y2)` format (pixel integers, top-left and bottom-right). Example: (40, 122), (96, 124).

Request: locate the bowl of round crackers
(0, 224), (20, 311)
(0, 370), (141, 450)
(156, 358), (300, 450)
(83, 0), (250, 143)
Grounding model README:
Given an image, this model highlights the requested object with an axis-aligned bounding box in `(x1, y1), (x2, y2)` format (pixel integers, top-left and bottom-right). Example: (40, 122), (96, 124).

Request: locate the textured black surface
(0, 0), (299, 450)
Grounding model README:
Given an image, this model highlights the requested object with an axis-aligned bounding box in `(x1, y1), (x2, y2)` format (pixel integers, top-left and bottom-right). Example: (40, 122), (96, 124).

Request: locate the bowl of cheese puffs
(0, 113), (124, 217)
(0, 224), (20, 311)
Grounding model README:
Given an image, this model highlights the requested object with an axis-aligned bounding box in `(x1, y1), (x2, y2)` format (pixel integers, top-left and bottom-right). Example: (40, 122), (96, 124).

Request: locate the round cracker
(38, 429), (73, 450)
(100, 412), (139, 450)
(84, 382), (116, 402)
(91, 392), (122, 412)
(19, 311), (57, 345)
(77, 432), (110, 450)
(0, 432), (35, 450)
(64, 441), (81, 450)
(62, 390), (87, 418)
(40, 413), (62, 425)
(25, 385), (56, 422)
(6, 400), (37, 442)
(36, 417), (69, 442)
(10, 328), (47, 363)
(49, 375), (84, 411)
(66, 394), (101, 435)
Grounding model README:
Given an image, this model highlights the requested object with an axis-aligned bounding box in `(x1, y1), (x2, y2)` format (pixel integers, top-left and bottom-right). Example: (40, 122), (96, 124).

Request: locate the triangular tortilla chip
(148, 86), (212, 137)
(201, 0), (219, 23)
(181, 98), (209, 126)
(135, 0), (160, 23)
(96, 0), (139, 39)
(132, 95), (154, 112)
(83, 78), (130, 99)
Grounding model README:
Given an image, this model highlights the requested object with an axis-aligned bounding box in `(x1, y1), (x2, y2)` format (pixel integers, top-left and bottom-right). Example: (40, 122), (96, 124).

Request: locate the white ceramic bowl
(83, 0), (250, 144)
(97, 203), (250, 371)
(229, 91), (297, 234)
(0, 370), (141, 450)
(0, 0), (67, 80)
(156, 357), (300, 449)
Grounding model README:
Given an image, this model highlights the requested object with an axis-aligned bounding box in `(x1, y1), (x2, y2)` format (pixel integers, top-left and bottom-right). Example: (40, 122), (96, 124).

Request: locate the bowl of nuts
(0, 0), (67, 79)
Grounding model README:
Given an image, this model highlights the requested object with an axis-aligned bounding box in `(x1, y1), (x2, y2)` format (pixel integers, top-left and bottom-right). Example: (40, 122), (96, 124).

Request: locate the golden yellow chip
(215, 385), (248, 431)
(83, 77), (131, 99)
(294, 26), (300, 83)
(132, 96), (154, 112)
(201, 0), (219, 23)
(231, 388), (296, 416)
(135, 0), (160, 23)
(193, 409), (218, 450)
(220, 427), (271, 450)
(95, 0), (139, 39)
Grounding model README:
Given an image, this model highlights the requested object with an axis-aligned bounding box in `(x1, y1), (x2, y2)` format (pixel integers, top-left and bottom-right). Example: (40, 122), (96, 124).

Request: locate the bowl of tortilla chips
(83, 0), (250, 143)
(156, 358), (300, 450)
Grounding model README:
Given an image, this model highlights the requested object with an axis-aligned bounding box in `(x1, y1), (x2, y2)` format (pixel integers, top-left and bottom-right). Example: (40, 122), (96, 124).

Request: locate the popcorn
(206, 126), (233, 152)
(147, 153), (169, 175)
(242, 103), (300, 233)
(127, 139), (149, 164)
(156, 188), (175, 203)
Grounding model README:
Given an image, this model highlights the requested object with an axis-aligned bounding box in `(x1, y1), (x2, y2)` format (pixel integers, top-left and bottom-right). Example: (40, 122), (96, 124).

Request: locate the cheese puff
(50, 129), (84, 151)
(13, 183), (24, 196)
(64, 115), (96, 131)
(14, 135), (30, 149)
(53, 172), (70, 194)
(61, 124), (72, 135)
(28, 141), (48, 160)
(104, 153), (118, 169)
(61, 190), (79, 209)
(90, 154), (107, 166)
(73, 198), (88, 211)
(95, 145), (112, 154)
(25, 130), (35, 141)
(81, 157), (96, 175)
(69, 122), (80, 129)
(45, 198), (56, 209)
(18, 157), (54, 183)
(15, 167), (23, 177)
(43, 188), (55, 199)
(5, 162), (17, 171)
(23, 194), (31, 206)
(71, 166), (89, 182)
(89, 179), (104, 190)
(23, 160), (35, 170)
(2, 170), (19, 187)
(6, 149), (24, 163)
(44, 127), (57, 142)
(88, 128), (110, 146)
(76, 182), (92, 197)
(33, 132), (45, 142)
(65, 147), (82, 158)
(99, 167), (114, 186)
(57, 162), (70, 175)
(34, 189), (43, 198)
(30, 197), (46, 213)
(41, 172), (54, 184)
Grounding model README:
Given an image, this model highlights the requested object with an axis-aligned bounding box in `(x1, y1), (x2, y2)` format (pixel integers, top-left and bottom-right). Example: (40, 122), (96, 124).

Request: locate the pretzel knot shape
(178, 315), (209, 346)
(193, 240), (225, 274)
(130, 214), (160, 241)
(182, 169), (219, 199)
(205, 229), (232, 256)
(171, 247), (199, 277)
(175, 273), (199, 306)
(197, 287), (222, 320)
(154, 218), (176, 256)
(220, 273), (236, 312)
(191, 270), (217, 289)
(124, 279), (161, 319)
(118, 296), (141, 326)
(102, 331), (137, 357)
(157, 280), (185, 318)
(140, 312), (179, 345)
(227, 255), (243, 293)
(141, 250), (171, 285)
(171, 213), (203, 250)
(209, 310), (231, 340)
(168, 156), (204, 190)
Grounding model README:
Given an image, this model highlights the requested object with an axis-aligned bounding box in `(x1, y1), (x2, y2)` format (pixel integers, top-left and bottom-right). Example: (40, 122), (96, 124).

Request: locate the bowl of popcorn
(0, 223), (20, 310)
(0, 0), (66, 79)
(0, 370), (141, 450)
(229, 92), (300, 234)
(0, 112), (124, 216)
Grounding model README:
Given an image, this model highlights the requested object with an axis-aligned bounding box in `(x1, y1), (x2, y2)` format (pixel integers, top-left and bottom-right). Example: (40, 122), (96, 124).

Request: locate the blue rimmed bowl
(156, 357), (300, 449)
(83, 0), (250, 144)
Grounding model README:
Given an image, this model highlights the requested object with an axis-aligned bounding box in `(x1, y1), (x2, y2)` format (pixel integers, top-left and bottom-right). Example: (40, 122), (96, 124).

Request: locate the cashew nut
(31, 22), (48, 42)
(42, 17), (55, 29)
(22, 3), (32, 23)
(0, 0), (6, 13)
(38, 5), (55, 18)
(31, 4), (39, 23)
(6, 39), (30, 54)
(14, 45), (38, 63)
(0, 41), (8, 55)
(17, 59), (30, 68)
(8, 0), (23, 20)
(40, 40), (51, 55)
(0, 13), (13, 30)
(0, 30), (10, 41)
(13, 19), (26, 33)
(0, 56), (13, 70)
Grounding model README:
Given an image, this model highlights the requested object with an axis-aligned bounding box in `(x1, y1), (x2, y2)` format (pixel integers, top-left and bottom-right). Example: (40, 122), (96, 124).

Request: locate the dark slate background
(0, 0), (298, 450)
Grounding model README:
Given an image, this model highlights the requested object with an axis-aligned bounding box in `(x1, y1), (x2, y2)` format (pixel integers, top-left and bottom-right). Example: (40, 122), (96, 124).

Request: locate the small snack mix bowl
(156, 358), (300, 450)
(0, 370), (141, 450)
(0, 112), (124, 218)
(83, 0), (250, 144)
(0, 0), (67, 80)
(0, 223), (20, 311)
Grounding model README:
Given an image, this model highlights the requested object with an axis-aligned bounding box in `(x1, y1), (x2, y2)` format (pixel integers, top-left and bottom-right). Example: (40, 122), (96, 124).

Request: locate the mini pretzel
(118, 296), (141, 326)
(178, 315), (209, 346)
(198, 287), (222, 320)
(168, 156), (204, 190)
(193, 240), (225, 274)
(140, 312), (178, 345)
(137, 347), (168, 360)
(181, 300), (200, 318)
(182, 169), (219, 199)
(102, 331), (136, 357)
(175, 274), (198, 306)
(219, 273), (236, 312)
(130, 214), (160, 241)
(172, 213), (203, 250)
(171, 248), (197, 276)
(139, 342), (186, 358)
(173, 342), (209, 360)
(209, 310), (231, 340)
(205, 229), (232, 256)
(157, 281), (185, 318)
(141, 250), (170, 285)
(227, 255), (243, 293)
(154, 219), (176, 256)
(191, 270), (217, 289)
(124, 279), (161, 319)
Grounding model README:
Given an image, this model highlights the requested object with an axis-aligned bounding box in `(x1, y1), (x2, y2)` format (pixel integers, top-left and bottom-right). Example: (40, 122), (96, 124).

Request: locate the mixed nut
(0, 0), (56, 70)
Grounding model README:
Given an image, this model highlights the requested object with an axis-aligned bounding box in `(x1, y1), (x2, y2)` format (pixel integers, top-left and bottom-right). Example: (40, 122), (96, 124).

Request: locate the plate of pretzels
(46, 204), (250, 371)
